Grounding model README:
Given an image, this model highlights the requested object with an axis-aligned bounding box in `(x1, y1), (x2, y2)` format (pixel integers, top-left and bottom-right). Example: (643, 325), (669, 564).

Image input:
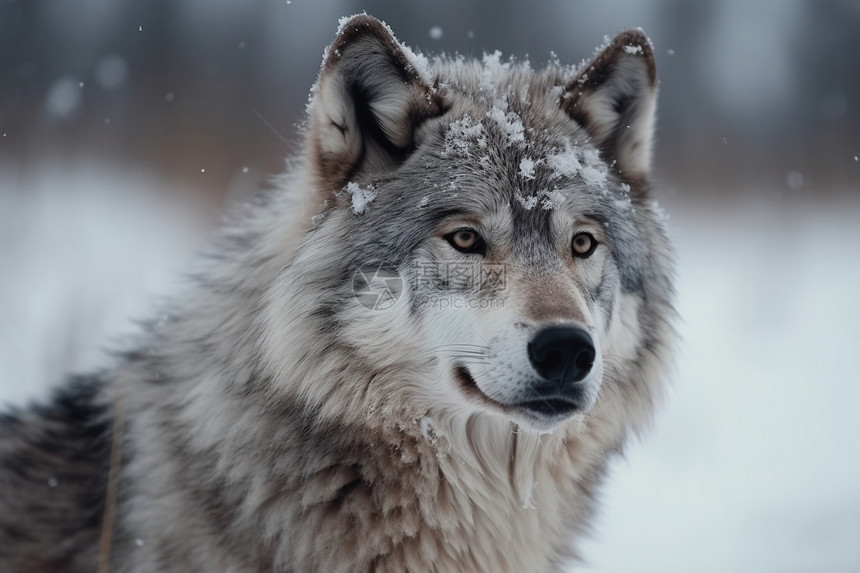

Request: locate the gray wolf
(0, 14), (676, 572)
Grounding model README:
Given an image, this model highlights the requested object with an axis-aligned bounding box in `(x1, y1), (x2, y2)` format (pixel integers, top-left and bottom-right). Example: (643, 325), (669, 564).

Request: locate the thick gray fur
(0, 15), (676, 572)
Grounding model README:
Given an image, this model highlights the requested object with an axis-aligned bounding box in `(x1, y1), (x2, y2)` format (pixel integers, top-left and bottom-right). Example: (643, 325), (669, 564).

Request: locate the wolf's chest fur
(263, 415), (613, 571)
(0, 14), (675, 573)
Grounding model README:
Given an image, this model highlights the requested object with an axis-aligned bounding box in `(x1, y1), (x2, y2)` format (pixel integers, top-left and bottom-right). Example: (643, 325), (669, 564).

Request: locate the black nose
(528, 326), (595, 385)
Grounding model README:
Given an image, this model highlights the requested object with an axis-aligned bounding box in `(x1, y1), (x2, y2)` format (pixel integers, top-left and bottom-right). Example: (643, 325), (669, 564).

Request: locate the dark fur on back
(0, 377), (110, 571)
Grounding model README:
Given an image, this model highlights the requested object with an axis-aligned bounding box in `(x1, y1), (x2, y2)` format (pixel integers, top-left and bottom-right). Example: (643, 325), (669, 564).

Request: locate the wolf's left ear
(308, 15), (444, 193)
(562, 30), (657, 180)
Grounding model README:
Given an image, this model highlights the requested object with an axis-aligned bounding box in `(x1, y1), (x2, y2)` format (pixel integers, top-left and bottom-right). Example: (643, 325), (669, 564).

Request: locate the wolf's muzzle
(527, 326), (595, 386)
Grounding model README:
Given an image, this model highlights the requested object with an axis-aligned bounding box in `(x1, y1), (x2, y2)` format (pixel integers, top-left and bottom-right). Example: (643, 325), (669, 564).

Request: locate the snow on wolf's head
(266, 15), (674, 437)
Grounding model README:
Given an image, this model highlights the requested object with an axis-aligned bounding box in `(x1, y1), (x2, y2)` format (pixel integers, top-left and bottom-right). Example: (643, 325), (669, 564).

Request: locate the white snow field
(0, 164), (210, 407)
(1, 165), (858, 571)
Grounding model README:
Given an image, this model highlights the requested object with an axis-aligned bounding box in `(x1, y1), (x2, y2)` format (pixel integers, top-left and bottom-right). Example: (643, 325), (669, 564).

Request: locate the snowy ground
(1, 165), (858, 570)
(0, 164), (211, 406)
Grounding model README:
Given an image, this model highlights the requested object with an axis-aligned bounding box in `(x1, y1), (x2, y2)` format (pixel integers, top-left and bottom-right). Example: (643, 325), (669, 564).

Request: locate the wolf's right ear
(308, 15), (444, 193)
(562, 30), (657, 182)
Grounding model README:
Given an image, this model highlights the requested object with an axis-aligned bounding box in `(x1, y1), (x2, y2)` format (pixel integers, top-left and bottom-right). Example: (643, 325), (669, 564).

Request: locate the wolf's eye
(445, 229), (486, 255)
(572, 232), (597, 258)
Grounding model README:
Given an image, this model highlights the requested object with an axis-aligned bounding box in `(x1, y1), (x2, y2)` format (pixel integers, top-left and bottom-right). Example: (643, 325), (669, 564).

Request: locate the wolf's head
(265, 15), (674, 436)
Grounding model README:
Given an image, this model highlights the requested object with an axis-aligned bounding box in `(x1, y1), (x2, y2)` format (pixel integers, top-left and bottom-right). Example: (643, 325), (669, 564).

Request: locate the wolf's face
(405, 194), (611, 432)
(283, 16), (670, 433)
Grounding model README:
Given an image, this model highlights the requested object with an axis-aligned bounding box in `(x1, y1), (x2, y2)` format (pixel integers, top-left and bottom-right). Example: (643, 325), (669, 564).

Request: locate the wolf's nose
(528, 326), (595, 385)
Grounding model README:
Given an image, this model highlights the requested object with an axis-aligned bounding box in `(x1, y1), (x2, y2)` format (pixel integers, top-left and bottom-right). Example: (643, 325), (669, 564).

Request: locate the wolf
(0, 14), (676, 572)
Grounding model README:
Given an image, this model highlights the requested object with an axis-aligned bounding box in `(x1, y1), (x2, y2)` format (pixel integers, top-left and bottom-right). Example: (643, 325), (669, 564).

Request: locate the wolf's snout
(528, 326), (595, 385)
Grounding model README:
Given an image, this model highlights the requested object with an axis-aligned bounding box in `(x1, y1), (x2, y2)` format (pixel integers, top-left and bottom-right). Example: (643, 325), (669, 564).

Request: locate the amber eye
(444, 228), (486, 255)
(572, 232), (597, 258)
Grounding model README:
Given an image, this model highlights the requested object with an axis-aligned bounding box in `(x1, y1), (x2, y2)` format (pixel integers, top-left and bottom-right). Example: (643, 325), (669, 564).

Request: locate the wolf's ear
(308, 15), (444, 193)
(562, 30), (657, 180)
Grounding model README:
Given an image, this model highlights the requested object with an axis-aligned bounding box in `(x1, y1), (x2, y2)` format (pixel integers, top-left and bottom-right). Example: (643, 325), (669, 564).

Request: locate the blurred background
(1, 0), (858, 571)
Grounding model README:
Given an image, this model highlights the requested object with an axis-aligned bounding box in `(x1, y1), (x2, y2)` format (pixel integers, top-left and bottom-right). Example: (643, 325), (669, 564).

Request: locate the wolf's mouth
(454, 364), (582, 421)
(454, 365), (508, 410)
(514, 398), (579, 417)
